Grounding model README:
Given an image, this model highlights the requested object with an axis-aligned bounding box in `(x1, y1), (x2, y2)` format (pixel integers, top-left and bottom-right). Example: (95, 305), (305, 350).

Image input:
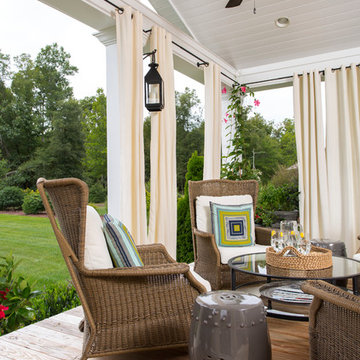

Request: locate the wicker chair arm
(301, 280), (360, 314)
(80, 262), (191, 278)
(137, 243), (176, 265)
(255, 226), (272, 245)
(193, 228), (221, 265)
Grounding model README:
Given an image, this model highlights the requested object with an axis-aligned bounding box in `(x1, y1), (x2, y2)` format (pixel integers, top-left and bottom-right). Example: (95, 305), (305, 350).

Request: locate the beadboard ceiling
(149, 0), (360, 70)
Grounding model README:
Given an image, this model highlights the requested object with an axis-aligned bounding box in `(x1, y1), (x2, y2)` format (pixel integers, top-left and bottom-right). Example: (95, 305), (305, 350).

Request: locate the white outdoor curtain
(147, 26), (177, 259)
(325, 64), (360, 255)
(110, 7), (147, 244)
(293, 71), (329, 240)
(203, 62), (222, 179)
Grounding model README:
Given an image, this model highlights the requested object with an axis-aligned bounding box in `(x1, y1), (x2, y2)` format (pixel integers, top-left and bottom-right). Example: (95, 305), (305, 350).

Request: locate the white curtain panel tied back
(203, 62), (222, 180)
(294, 64), (360, 255)
(147, 26), (177, 259)
(110, 7), (147, 245)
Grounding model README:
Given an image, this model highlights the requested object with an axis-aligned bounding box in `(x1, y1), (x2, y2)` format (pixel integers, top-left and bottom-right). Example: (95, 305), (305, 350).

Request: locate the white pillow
(84, 205), (113, 269)
(195, 195), (253, 233)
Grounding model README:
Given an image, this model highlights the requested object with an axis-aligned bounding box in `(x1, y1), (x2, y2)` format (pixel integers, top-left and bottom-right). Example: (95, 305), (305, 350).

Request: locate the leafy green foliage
(81, 89), (107, 185)
(89, 182), (107, 203)
(258, 183), (299, 212)
(22, 190), (44, 214)
(177, 151), (204, 263)
(176, 88), (204, 192)
(32, 282), (80, 322)
(0, 186), (24, 210)
(0, 45), (85, 188)
(0, 254), (40, 335)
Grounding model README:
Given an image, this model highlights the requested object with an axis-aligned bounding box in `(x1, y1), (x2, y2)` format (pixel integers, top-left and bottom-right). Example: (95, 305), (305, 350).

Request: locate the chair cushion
(196, 195), (253, 233)
(218, 244), (268, 264)
(84, 206), (113, 270)
(103, 214), (143, 267)
(210, 202), (255, 247)
(188, 262), (211, 292)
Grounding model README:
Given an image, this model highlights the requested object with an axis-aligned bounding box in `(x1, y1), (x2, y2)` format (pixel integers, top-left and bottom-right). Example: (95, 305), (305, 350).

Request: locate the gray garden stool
(189, 290), (271, 360)
(311, 239), (347, 288)
(311, 239), (347, 257)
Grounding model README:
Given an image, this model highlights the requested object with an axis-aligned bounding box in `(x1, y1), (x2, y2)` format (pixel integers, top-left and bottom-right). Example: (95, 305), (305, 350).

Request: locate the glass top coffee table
(228, 252), (360, 320)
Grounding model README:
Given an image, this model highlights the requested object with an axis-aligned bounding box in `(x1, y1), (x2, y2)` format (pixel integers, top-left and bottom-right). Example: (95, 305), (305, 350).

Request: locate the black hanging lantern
(144, 50), (164, 112)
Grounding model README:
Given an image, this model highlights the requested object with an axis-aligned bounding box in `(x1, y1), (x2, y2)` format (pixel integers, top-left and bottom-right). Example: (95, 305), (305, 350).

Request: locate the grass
(0, 214), (69, 290)
(0, 204), (107, 290)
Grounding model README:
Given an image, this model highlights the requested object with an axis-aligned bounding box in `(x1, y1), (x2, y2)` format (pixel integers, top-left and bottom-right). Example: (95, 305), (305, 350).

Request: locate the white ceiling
(149, 0), (360, 70)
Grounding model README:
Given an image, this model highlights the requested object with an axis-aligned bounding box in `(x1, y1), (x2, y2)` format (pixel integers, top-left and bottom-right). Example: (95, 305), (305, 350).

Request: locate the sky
(0, 0), (293, 124)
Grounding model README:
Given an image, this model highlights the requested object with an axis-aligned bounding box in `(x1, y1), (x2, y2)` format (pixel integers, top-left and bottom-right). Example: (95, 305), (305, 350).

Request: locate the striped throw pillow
(102, 214), (143, 267)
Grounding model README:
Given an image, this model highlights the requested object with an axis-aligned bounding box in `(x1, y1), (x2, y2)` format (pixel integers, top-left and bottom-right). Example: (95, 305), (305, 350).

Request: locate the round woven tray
(266, 245), (332, 270)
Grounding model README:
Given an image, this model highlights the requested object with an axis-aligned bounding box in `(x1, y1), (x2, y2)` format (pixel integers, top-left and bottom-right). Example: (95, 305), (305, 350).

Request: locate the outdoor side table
(189, 290), (271, 360)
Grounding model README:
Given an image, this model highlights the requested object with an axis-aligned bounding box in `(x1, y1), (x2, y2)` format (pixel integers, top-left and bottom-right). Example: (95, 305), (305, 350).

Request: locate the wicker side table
(189, 291), (271, 360)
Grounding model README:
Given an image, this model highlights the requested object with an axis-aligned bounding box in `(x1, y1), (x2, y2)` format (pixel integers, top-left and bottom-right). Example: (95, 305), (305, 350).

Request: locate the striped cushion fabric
(102, 214), (143, 267)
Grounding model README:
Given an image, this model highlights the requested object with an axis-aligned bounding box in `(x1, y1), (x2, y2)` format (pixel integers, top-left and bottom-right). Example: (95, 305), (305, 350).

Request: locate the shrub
(271, 165), (298, 187)
(32, 282), (80, 321)
(0, 186), (25, 210)
(258, 182), (299, 212)
(89, 182), (107, 203)
(0, 254), (39, 335)
(177, 151), (204, 263)
(22, 190), (44, 214)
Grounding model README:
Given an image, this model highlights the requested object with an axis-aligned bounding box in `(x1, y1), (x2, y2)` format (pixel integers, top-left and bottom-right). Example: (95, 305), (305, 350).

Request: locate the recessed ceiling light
(275, 17), (290, 28)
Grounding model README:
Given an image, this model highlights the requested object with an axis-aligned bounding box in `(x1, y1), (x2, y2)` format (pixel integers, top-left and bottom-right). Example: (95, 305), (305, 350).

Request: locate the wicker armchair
(301, 280), (360, 360)
(37, 177), (206, 360)
(188, 179), (271, 290)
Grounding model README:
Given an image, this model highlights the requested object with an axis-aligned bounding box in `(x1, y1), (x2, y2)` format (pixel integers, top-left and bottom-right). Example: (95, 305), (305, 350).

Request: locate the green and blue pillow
(210, 202), (254, 247)
(103, 214), (143, 267)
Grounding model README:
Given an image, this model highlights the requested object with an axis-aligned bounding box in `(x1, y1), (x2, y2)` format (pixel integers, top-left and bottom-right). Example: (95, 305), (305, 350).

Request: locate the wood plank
(0, 305), (310, 360)
(4, 324), (82, 359)
(36, 315), (83, 338)
(0, 340), (59, 360)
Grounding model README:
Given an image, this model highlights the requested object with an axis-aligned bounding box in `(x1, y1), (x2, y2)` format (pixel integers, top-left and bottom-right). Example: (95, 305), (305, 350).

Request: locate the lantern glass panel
(147, 83), (160, 104)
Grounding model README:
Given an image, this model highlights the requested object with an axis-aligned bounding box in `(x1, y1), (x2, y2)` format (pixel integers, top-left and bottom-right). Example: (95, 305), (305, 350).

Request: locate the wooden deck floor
(0, 306), (309, 360)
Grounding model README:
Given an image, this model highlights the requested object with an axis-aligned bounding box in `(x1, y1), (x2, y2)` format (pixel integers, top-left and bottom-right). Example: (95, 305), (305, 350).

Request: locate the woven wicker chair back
(37, 178), (88, 263)
(188, 179), (258, 259)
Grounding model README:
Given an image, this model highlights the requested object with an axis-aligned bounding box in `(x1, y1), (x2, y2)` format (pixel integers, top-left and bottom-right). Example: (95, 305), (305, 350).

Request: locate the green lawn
(0, 214), (70, 290)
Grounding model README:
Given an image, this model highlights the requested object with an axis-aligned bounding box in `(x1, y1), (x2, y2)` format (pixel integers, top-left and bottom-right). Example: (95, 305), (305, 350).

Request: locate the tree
(81, 88), (107, 185)
(33, 43), (78, 129)
(241, 113), (282, 183)
(31, 99), (85, 180)
(275, 118), (297, 167)
(177, 151), (204, 263)
(175, 88), (204, 192)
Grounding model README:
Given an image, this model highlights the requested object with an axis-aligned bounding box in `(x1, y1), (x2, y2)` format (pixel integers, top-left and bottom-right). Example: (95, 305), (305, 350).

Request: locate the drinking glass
(271, 230), (284, 253)
(298, 232), (311, 255)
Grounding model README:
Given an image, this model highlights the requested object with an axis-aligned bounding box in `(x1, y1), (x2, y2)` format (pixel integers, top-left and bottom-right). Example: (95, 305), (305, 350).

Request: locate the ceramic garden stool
(311, 239), (347, 257)
(189, 290), (271, 360)
(311, 239), (348, 288)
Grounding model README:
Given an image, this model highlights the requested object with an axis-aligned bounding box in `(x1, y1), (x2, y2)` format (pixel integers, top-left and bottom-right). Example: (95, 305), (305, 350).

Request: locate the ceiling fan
(225, 0), (243, 8)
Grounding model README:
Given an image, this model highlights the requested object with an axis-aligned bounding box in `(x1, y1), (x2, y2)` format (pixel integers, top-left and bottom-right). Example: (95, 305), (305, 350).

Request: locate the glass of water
(298, 232), (311, 255)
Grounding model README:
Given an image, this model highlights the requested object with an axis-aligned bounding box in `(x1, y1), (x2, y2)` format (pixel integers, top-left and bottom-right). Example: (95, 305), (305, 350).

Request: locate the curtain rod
(245, 63), (360, 87)
(103, 0), (240, 85)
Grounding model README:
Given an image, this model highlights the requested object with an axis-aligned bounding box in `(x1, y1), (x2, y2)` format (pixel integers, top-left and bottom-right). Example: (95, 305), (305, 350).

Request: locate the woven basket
(266, 245), (332, 270)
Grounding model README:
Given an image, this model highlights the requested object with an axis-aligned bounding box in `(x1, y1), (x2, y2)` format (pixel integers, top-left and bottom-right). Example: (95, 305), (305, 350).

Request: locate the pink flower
(254, 99), (260, 107)
(241, 86), (247, 93)
(224, 118), (228, 123)
(0, 288), (9, 300)
(221, 87), (227, 94)
(0, 304), (9, 319)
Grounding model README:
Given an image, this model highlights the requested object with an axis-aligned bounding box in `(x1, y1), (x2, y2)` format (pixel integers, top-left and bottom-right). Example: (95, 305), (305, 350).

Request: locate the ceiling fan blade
(225, 0), (243, 8)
